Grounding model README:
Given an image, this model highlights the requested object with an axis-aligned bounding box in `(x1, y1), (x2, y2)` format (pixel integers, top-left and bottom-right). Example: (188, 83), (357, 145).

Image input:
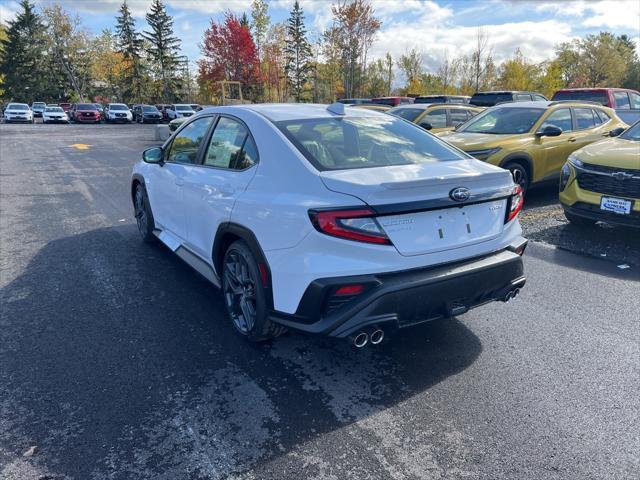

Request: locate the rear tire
(133, 183), (157, 243)
(564, 211), (596, 227)
(222, 241), (286, 342)
(504, 162), (530, 195)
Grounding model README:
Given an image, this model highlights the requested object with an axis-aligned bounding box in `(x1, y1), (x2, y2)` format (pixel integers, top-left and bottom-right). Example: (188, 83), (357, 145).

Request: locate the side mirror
(609, 127), (625, 137)
(536, 125), (562, 137)
(143, 146), (163, 164)
(420, 122), (433, 131)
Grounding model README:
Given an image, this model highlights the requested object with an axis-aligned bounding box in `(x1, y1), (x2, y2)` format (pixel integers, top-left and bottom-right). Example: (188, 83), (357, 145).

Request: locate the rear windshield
(414, 96), (446, 104)
(551, 91), (608, 105)
(371, 98), (398, 106)
(109, 104), (128, 110)
(33, 102), (46, 107)
(620, 122), (640, 141)
(275, 116), (467, 171)
(388, 108), (423, 122)
(176, 105), (193, 111)
(459, 107), (545, 134)
(77, 104), (97, 110)
(8, 104), (29, 110)
(143, 106), (159, 112)
(45, 107), (63, 112)
(470, 93), (513, 106)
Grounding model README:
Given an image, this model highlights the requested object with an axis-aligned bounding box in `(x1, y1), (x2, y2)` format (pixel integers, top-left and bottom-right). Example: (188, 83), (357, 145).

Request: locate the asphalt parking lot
(1, 123), (638, 480)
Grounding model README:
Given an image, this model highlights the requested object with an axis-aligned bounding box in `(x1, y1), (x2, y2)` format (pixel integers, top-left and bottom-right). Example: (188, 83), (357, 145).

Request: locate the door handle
(567, 137), (576, 143)
(174, 179), (184, 186)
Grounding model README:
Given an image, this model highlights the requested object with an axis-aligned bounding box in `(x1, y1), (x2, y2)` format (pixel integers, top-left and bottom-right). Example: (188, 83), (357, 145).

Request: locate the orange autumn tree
(198, 12), (262, 103)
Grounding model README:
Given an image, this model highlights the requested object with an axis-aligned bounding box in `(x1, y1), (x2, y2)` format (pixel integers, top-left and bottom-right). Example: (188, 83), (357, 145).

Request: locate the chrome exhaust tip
(503, 291), (513, 302)
(370, 329), (384, 345)
(513, 288), (520, 298)
(353, 332), (369, 348)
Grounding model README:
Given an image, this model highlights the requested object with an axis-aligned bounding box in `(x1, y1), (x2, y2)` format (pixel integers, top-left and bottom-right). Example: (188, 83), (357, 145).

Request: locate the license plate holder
(600, 196), (632, 215)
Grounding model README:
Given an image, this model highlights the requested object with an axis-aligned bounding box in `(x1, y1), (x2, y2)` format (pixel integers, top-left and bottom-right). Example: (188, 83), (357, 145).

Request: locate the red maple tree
(198, 12), (262, 92)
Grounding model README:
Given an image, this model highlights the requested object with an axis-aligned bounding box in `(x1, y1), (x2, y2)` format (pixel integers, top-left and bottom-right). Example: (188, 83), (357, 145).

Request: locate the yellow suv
(438, 101), (627, 193)
(559, 121), (639, 228)
(388, 103), (483, 134)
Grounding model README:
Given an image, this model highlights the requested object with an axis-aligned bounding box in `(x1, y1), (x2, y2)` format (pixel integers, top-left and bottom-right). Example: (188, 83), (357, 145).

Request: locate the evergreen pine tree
(115, 0), (144, 102)
(284, 0), (312, 101)
(0, 0), (45, 101)
(143, 0), (181, 101)
(240, 13), (250, 29)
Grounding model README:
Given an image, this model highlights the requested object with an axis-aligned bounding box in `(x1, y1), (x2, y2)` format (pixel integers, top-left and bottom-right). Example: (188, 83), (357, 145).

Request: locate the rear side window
(534, 94), (547, 101)
(614, 92), (631, 109)
(390, 108), (422, 122)
(276, 115), (466, 171)
(422, 108), (447, 128)
(167, 116), (214, 164)
(629, 92), (640, 109)
(595, 109), (611, 123)
(516, 94), (532, 101)
(574, 108), (596, 130)
(540, 108), (572, 132)
(203, 117), (257, 170)
(449, 109), (470, 124)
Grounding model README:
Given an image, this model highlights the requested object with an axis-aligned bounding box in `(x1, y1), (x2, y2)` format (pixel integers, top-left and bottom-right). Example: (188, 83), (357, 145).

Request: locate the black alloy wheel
(222, 241), (286, 342)
(134, 184), (156, 243)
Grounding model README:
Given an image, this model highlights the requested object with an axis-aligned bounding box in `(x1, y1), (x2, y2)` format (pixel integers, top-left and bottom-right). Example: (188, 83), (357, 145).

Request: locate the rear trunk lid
(319, 160), (514, 256)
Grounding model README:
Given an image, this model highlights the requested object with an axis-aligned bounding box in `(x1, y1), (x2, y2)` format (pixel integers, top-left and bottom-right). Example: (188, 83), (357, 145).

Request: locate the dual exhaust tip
(503, 288), (521, 302)
(352, 328), (384, 348)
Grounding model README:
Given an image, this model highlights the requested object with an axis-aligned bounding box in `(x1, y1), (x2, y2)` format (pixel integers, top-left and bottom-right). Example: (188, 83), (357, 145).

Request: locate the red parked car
(552, 88), (640, 124)
(59, 102), (72, 113)
(71, 103), (101, 124)
(370, 96), (415, 106)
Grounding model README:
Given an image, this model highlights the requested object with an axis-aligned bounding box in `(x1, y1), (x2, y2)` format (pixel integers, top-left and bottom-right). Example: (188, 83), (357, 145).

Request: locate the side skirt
(153, 229), (221, 287)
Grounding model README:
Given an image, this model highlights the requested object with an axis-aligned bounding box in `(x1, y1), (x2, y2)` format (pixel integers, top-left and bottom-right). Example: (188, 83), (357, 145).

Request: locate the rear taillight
(309, 208), (391, 245)
(505, 185), (524, 223)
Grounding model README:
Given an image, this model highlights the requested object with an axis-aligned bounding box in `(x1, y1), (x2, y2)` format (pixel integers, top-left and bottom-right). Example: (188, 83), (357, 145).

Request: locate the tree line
(1, 0), (638, 105)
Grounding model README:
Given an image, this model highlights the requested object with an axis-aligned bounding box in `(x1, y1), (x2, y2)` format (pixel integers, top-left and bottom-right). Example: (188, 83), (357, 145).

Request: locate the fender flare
(131, 173), (146, 203)
(213, 223), (274, 309)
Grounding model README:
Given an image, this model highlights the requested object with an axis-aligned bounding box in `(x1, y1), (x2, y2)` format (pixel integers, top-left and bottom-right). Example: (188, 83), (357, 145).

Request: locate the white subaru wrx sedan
(131, 103), (527, 346)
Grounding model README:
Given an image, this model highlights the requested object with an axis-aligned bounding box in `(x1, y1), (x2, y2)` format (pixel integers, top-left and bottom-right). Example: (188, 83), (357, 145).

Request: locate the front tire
(133, 183), (157, 243)
(222, 241), (286, 342)
(504, 162), (530, 195)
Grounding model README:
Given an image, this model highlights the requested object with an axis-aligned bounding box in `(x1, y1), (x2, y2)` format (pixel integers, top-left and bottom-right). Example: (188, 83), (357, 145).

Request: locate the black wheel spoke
(223, 250), (258, 335)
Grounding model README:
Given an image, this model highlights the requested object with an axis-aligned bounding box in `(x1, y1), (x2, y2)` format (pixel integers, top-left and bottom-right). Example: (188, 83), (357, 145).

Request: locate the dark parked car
(134, 104), (163, 123)
(552, 88), (640, 125)
(337, 98), (373, 105)
(93, 103), (105, 115)
(370, 96), (414, 106)
(70, 103), (101, 123)
(414, 95), (470, 104)
(155, 104), (171, 122)
(469, 91), (548, 107)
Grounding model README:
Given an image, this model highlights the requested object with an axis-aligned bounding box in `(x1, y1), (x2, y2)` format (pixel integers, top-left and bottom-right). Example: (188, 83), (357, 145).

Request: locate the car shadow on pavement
(1, 225), (482, 479)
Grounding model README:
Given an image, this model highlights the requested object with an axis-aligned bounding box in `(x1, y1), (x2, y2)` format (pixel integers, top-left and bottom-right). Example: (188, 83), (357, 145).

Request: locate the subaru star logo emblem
(450, 187), (471, 202)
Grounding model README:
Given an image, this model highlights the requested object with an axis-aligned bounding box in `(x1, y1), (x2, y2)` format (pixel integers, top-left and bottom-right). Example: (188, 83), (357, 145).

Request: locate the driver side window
(166, 117), (213, 164)
(540, 108), (572, 133)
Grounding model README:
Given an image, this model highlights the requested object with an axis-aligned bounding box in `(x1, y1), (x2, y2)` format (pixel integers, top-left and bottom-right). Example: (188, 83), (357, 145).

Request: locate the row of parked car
(339, 88), (640, 125)
(369, 99), (637, 229)
(1, 101), (207, 124)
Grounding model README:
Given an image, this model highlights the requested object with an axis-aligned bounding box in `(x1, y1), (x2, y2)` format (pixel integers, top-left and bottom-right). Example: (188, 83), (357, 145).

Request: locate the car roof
(222, 103), (384, 122)
(555, 87), (634, 92)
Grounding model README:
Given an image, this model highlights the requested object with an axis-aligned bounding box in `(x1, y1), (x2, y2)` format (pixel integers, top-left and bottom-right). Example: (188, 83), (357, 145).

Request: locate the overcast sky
(1, 0), (639, 74)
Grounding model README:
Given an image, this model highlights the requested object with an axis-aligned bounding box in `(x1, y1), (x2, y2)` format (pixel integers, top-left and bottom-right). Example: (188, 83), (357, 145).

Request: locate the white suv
(104, 103), (132, 123)
(131, 104), (527, 346)
(4, 103), (34, 123)
(166, 104), (195, 120)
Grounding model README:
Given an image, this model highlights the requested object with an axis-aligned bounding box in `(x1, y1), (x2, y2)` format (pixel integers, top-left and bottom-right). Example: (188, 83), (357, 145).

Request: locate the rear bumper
(269, 243), (527, 337)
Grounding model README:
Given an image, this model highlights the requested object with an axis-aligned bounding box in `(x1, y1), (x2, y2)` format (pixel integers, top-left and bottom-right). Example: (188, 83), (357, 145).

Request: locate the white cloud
(0, 1), (19, 23)
(369, 19), (575, 75)
(166, 0), (252, 14)
(46, 0), (251, 18)
(180, 19), (191, 32)
(533, 0), (640, 29)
